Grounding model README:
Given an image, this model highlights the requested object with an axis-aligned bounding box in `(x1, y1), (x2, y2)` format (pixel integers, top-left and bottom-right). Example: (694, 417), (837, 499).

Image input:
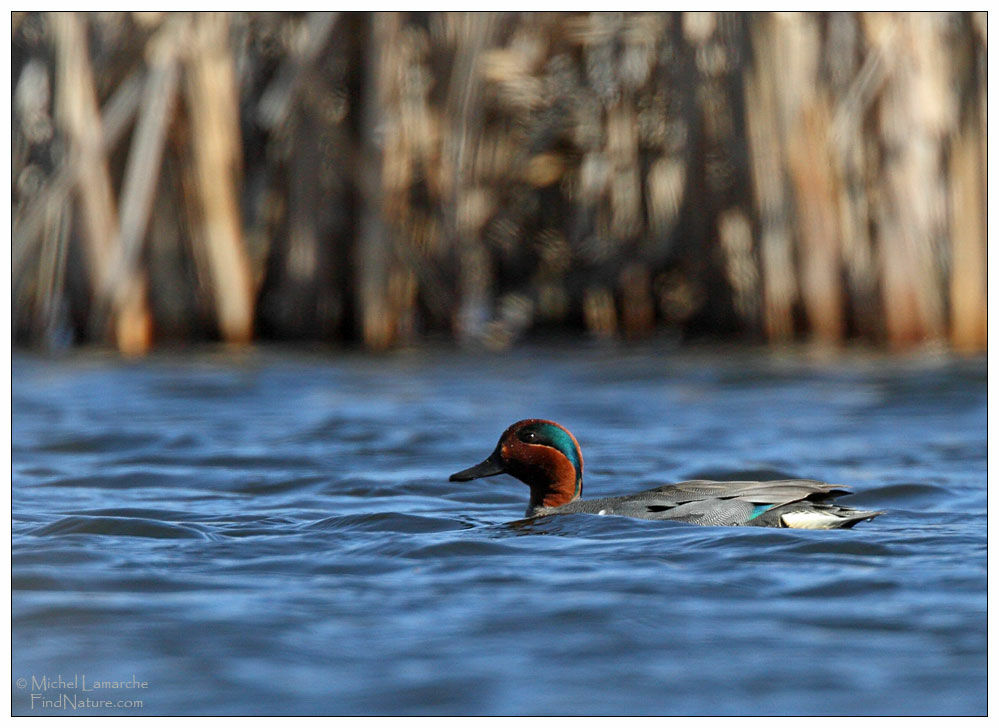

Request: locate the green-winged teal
(449, 419), (883, 529)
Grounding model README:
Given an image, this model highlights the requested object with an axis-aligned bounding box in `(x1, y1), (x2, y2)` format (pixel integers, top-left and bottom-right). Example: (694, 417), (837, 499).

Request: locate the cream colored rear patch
(780, 511), (842, 530)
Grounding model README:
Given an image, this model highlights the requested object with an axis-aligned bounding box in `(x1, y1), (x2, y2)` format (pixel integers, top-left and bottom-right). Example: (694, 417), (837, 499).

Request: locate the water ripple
(30, 516), (214, 540)
(12, 347), (986, 716)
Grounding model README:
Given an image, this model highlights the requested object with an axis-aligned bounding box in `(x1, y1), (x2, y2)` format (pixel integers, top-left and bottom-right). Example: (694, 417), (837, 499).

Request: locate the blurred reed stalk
(50, 12), (153, 354)
(184, 12), (255, 344)
(11, 12), (987, 354)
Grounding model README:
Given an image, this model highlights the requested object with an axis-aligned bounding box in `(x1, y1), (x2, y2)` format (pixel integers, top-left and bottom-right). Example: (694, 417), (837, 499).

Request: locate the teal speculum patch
(749, 504), (776, 520)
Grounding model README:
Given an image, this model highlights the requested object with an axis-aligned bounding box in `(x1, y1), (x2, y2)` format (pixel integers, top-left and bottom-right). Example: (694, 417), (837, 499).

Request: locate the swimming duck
(449, 419), (883, 529)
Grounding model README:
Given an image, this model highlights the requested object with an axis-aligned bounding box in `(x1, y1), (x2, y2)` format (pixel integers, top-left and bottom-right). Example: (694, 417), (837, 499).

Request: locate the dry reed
(11, 12), (987, 354)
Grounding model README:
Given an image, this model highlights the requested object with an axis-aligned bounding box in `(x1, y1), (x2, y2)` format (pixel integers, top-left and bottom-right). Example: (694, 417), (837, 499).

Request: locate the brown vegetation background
(12, 12), (987, 355)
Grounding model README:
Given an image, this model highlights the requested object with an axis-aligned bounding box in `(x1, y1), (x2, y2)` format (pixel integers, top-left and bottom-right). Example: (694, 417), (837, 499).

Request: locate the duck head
(449, 419), (583, 511)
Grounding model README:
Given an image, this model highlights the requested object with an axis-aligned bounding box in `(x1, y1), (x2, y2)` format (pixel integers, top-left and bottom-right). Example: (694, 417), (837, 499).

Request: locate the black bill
(449, 450), (505, 481)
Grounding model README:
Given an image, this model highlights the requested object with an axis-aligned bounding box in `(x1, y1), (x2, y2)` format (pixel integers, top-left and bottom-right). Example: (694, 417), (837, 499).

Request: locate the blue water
(12, 344), (987, 715)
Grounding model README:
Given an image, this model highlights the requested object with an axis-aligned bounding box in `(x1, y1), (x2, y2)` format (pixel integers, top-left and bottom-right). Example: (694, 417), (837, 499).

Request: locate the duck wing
(644, 478), (852, 504)
(589, 479), (880, 528)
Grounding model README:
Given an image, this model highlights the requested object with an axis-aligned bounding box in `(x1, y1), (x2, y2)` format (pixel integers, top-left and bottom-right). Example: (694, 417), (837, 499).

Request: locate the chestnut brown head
(449, 419), (584, 511)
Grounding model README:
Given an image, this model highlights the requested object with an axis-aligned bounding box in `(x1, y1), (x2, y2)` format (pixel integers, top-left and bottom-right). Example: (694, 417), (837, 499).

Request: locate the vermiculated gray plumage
(529, 479), (883, 529)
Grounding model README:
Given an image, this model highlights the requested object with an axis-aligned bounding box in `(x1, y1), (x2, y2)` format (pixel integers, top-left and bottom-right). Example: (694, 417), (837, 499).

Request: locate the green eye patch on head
(517, 422), (582, 475)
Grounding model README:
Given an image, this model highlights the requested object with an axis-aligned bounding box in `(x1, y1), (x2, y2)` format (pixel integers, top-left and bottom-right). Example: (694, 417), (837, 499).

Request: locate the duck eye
(520, 430), (538, 443)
